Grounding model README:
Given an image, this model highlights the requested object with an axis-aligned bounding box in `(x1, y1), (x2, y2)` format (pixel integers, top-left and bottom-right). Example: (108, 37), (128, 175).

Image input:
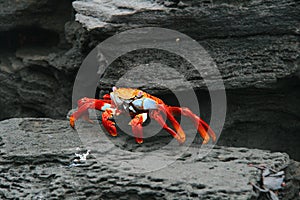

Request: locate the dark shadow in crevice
(0, 27), (60, 53)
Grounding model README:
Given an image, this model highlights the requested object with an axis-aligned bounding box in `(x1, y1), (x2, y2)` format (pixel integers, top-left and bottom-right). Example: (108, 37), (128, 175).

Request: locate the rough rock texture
(0, 0), (81, 120)
(0, 0), (71, 33)
(0, 0), (299, 164)
(219, 83), (300, 161)
(0, 118), (299, 199)
(72, 0), (300, 91)
(70, 0), (300, 162)
(0, 47), (76, 120)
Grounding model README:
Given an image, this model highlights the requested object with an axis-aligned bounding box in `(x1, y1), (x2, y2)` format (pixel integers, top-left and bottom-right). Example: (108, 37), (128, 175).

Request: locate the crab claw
(69, 97), (112, 129)
(102, 109), (117, 136)
(197, 118), (216, 144)
(70, 116), (75, 129)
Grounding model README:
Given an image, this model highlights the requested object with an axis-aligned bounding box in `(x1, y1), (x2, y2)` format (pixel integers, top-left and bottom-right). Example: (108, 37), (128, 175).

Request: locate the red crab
(70, 87), (216, 144)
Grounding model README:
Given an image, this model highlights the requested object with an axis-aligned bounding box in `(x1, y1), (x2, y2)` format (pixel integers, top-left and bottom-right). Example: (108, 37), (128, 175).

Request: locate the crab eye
(136, 91), (143, 98)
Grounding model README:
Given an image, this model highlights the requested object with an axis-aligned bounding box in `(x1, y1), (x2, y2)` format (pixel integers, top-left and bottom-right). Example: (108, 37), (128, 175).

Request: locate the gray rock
(0, 0), (72, 34)
(0, 1), (80, 120)
(0, 47), (76, 120)
(72, 0), (300, 91)
(218, 85), (300, 161)
(0, 0), (299, 169)
(0, 118), (299, 199)
(69, 0), (300, 164)
(0, 0), (78, 119)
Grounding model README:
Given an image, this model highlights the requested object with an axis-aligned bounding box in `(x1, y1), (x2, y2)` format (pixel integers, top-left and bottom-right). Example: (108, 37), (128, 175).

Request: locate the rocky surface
(65, 0), (300, 162)
(72, 0), (300, 92)
(0, 0), (299, 110)
(0, 47), (76, 120)
(0, 0), (299, 173)
(0, 118), (299, 199)
(0, 0), (71, 33)
(0, 0), (81, 120)
(218, 83), (300, 161)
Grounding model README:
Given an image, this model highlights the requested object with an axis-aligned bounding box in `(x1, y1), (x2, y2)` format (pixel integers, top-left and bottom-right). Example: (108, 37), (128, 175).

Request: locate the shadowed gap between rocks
(219, 77), (300, 161)
(0, 27), (60, 52)
(135, 80), (300, 161)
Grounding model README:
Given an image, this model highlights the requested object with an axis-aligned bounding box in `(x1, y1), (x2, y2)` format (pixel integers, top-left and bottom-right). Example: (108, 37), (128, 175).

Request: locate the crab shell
(110, 87), (158, 112)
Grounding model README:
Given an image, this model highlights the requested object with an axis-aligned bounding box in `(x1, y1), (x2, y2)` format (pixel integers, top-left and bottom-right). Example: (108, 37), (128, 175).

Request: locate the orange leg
(102, 94), (111, 100)
(129, 114), (146, 144)
(158, 104), (186, 143)
(150, 110), (185, 144)
(168, 107), (216, 144)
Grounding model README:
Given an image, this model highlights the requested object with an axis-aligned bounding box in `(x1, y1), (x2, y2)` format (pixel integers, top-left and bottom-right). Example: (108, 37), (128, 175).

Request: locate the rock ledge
(0, 118), (298, 199)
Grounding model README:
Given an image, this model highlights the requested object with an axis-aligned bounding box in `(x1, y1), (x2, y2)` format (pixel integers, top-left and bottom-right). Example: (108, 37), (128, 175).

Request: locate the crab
(70, 87), (216, 144)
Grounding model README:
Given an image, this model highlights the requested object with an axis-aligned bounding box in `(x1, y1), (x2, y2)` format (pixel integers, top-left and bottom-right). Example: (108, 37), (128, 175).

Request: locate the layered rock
(72, 0), (300, 91)
(0, 0), (80, 120)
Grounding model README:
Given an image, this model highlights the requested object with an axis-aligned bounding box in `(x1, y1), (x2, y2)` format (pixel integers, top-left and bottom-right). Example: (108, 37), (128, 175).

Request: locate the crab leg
(150, 104), (186, 143)
(158, 105), (187, 143)
(129, 113), (147, 144)
(150, 110), (185, 144)
(102, 94), (111, 100)
(101, 109), (117, 136)
(70, 97), (111, 128)
(168, 107), (216, 144)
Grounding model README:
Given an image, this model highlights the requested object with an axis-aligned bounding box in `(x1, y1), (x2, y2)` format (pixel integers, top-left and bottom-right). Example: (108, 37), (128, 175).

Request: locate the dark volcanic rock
(0, 118), (299, 199)
(72, 0), (300, 91)
(70, 0), (300, 162)
(218, 82), (300, 161)
(0, 0), (72, 34)
(0, 0), (299, 169)
(1, 0), (299, 117)
(0, 47), (74, 120)
(0, 0), (80, 120)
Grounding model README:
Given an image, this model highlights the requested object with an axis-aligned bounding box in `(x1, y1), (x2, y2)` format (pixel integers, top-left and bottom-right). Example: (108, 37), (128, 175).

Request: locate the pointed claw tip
(70, 116), (75, 129)
(212, 136), (217, 142)
(202, 137), (210, 144)
(136, 138), (143, 144)
(178, 140), (185, 145)
(175, 135), (185, 144)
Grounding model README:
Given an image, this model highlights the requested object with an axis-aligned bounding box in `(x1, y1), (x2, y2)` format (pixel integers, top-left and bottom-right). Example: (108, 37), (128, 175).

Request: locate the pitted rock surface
(0, 118), (298, 199)
(0, 1), (299, 162)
